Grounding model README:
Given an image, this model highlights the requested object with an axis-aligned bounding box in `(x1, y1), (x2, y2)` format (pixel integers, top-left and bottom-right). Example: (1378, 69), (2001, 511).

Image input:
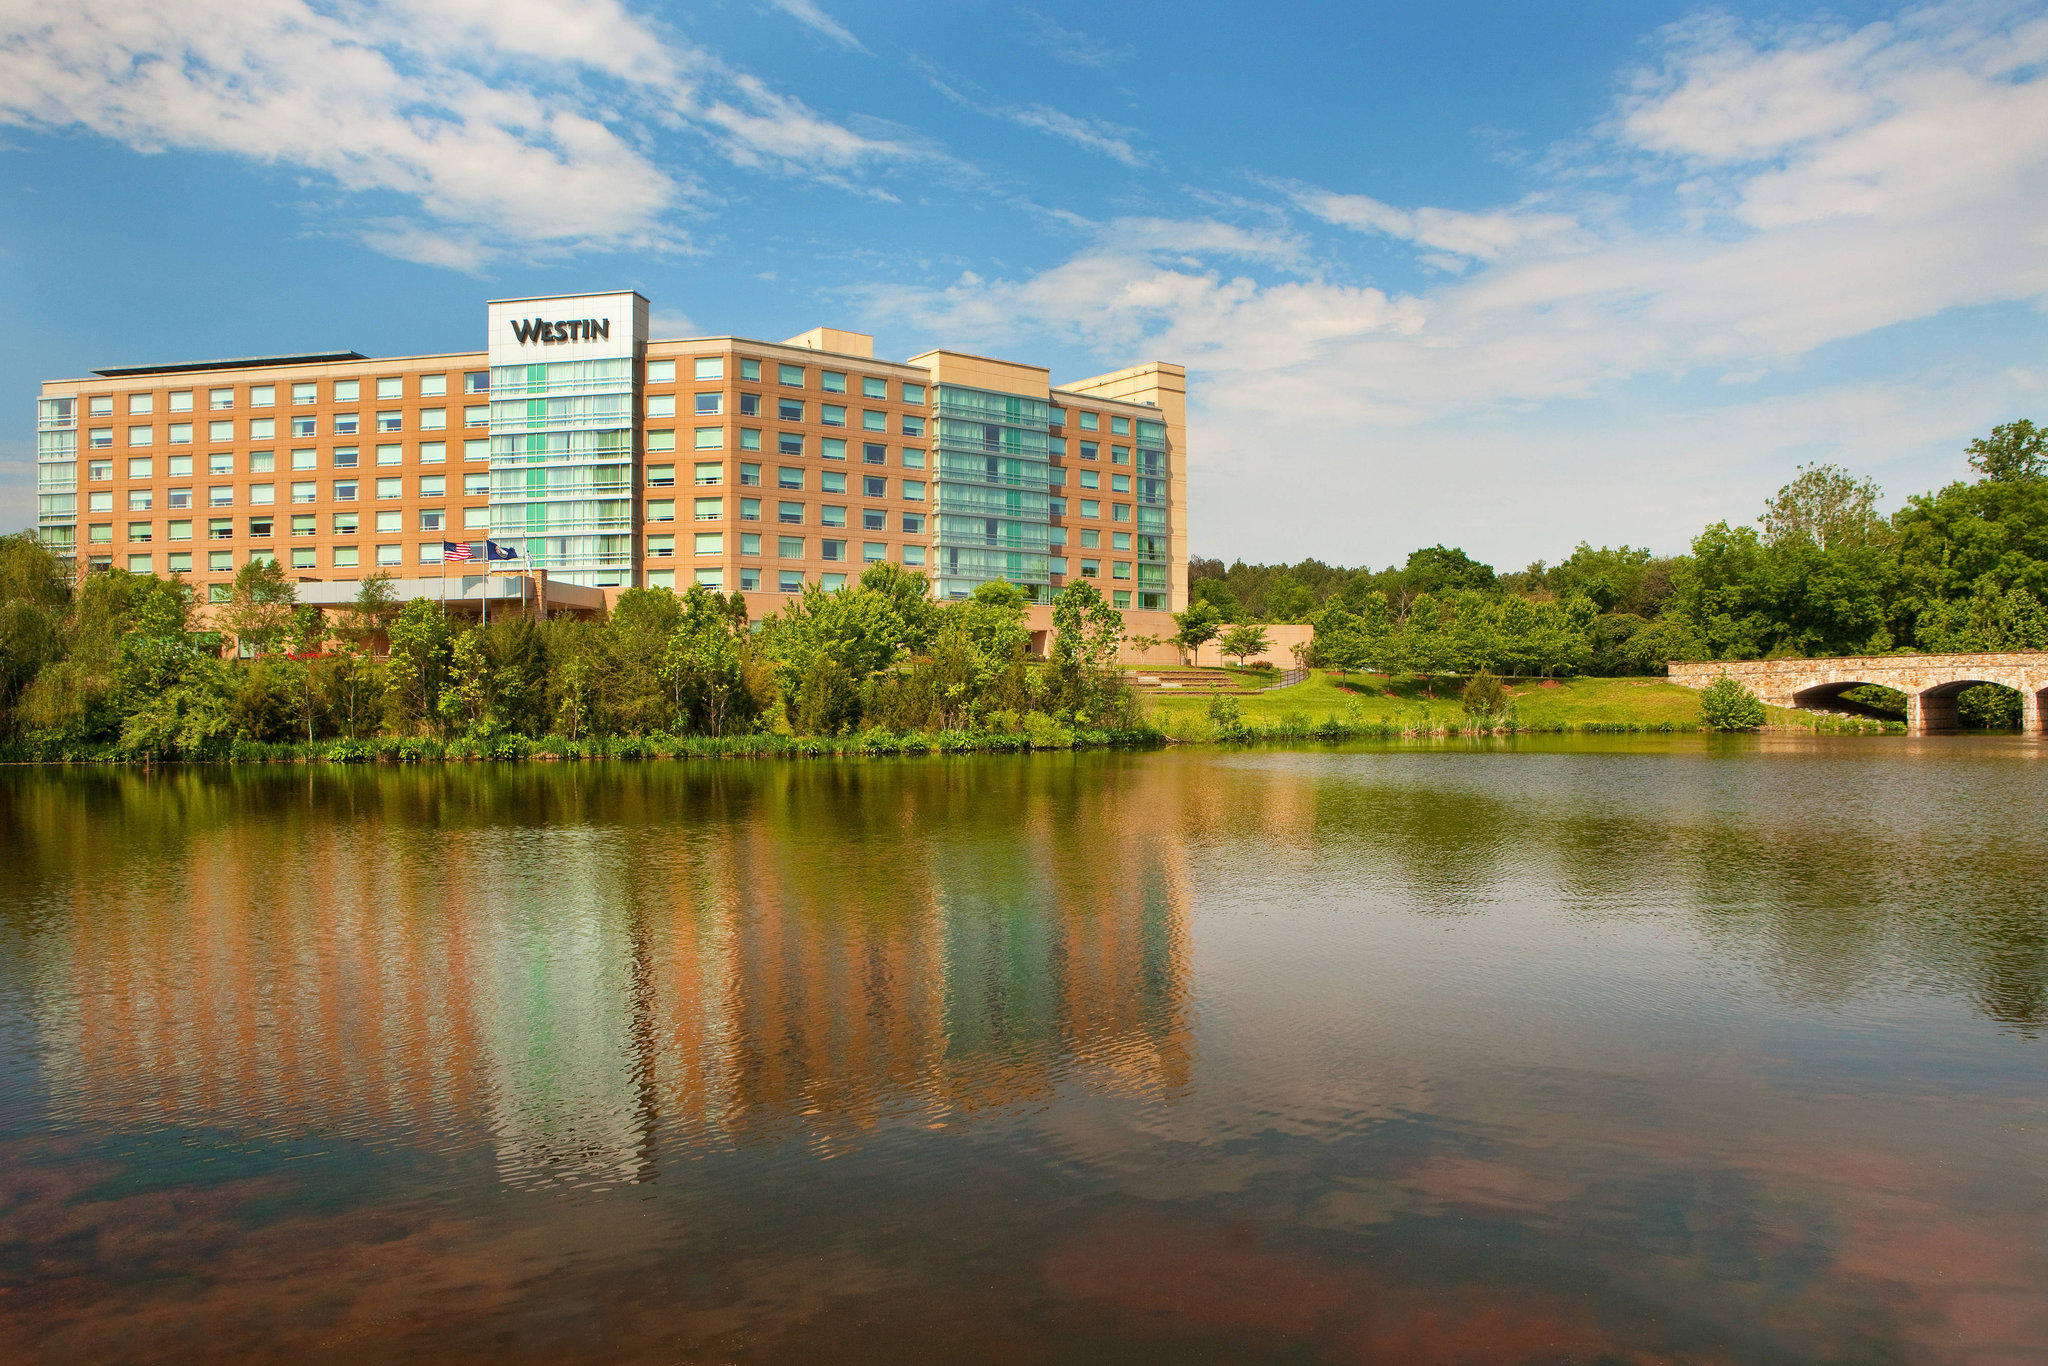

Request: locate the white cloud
(761, 0), (866, 52)
(868, 1), (2048, 565)
(1006, 106), (1148, 168)
(0, 0), (913, 268)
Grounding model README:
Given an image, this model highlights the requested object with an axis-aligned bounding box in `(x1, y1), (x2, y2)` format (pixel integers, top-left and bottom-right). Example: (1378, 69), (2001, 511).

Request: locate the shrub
(1461, 669), (1507, 720)
(1206, 694), (1248, 739)
(1699, 675), (1767, 731)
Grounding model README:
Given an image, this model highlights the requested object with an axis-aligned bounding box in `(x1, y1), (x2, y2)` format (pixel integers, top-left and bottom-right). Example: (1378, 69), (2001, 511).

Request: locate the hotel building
(32, 290), (1187, 623)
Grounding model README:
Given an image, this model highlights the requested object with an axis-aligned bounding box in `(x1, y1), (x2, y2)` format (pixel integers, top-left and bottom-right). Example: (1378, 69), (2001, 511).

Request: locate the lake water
(0, 737), (2043, 1363)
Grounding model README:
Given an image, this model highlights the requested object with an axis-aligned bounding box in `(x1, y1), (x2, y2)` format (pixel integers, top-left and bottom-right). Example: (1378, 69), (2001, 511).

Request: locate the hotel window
(903, 544), (925, 566)
(209, 549), (233, 570)
(333, 480), (358, 501)
(88, 460), (112, 481)
(291, 514), (315, 536)
(862, 508), (885, 531)
(128, 425), (153, 446)
(821, 404), (846, 427)
(694, 497), (721, 521)
(89, 396), (113, 417)
(1048, 407), (1066, 427)
(1049, 468), (1066, 488)
(464, 405), (487, 426)
(648, 395), (676, 418)
(646, 570), (675, 590)
(290, 547), (316, 569)
(821, 573), (847, 590)
(420, 441), (445, 464)
(420, 509), (445, 532)
(778, 364), (804, 387)
(691, 461), (719, 485)
(902, 383), (925, 405)
(1080, 528), (1100, 549)
(902, 480), (925, 501)
(739, 428), (762, 450)
(169, 488), (195, 511)
(290, 416), (316, 438)
(419, 409), (445, 431)
(647, 534), (674, 557)
(649, 500), (675, 522)
(1080, 559), (1099, 578)
(126, 554), (152, 573)
(332, 545), (359, 568)
(900, 513), (924, 534)
(210, 421), (241, 445)
(208, 518), (233, 540)
(420, 374), (447, 397)
(249, 450), (274, 473)
(1112, 561), (1131, 580)
(1113, 531), (1132, 550)
(128, 489), (153, 511)
(821, 438), (846, 462)
(821, 506), (846, 528)
(89, 428), (113, 448)
(250, 385), (274, 407)
(740, 498), (761, 521)
(1080, 499), (1099, 518)
(647, 430), (675, 453)
(463, 507), (487, 529)
(695, 427), (723, 450)
(861, 376), (887, 399)
(820, 539), (845, 562)
(250, 418), (275, 440)
(207, 582), (230, 601)
(1114, 590), (1132, 608)
(694, 356), (723, 382)
(1113, 503), (1131, 522)
(250, 483), (275, 506)
(127, 521), (152, 542)
(128, 393), (153, 415)
(420, 475), (445, 497)
(1079, 412), (1099, 431)
(863, 541), (886, 563)
(821, 370), (846, 394)
(248, 515), (274, 539)
(821, 471), (846, 495)
(374, 377), (400, 400)
(778, 466), (803, 490)
(694, 532), (722, 555)
(739, 462), (761, 486)
(778, 501), (804, 524)
(778, 399), (804, 422)
(1080, 470), (1099, 489)
(291, 481), (316, 503)
(292, 383), (317, 405)
(127, 457), (153, 478)
(901, 415), (924, 437)
(734, 393), (763, 420)
(464, 438), (488, 461)
(167, 422), (192, 444)
(332, 512), (359, 534)
(1048, 436), (1066, 456)
(647, 464), (676, 487)
(1112, 474), (1131, 493)
(1112, 446), (1131, 466)
(1111, 415), (1130, 435)
(1079, 441), (1098, 460)
(778, 570), (802, 592)
(740, 358), (762, 381)
(863, 442), (887, 465)
(334, 380), (359, 403)
(333, 446), (359, 469)
(377, 444), (402, 466)
(861, 410), (886, 432)
(740, 532), (762, 555)
(778, 537), (803, 559)
(647, 360), (675, 384)
(167, 552), (192, 574)
(1050, 497), (1066, 517)
(694, 393), (722, 416)
(333, 413), (359, 436)
(168, 454), (193, 477)
(376, 545), (401, 567)
(862, 475), (887, 498)
(464, 371), (488, 393)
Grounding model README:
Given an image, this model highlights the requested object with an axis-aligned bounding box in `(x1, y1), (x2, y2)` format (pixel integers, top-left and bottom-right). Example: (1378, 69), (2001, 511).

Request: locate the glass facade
(931, 385), (1051, 600)
(36, 397), (77, 556)
(487, 358), (636, 585)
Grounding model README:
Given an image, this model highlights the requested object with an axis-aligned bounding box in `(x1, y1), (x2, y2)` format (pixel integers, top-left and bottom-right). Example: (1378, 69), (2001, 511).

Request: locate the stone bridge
(1668, 653), (2048, 734)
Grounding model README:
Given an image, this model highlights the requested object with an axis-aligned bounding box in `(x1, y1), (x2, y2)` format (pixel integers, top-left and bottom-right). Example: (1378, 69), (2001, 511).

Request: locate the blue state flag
(485, 540), (519, 561)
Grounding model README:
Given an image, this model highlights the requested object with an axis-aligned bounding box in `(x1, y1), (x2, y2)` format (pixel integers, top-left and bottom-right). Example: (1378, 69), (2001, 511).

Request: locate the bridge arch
(1667, 653), (2048, 735)
(1906, 678), (2037, 734)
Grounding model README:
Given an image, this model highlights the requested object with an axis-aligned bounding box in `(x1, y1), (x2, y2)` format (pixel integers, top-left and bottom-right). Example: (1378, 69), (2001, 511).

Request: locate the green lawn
(1141, 670), (1834, 737)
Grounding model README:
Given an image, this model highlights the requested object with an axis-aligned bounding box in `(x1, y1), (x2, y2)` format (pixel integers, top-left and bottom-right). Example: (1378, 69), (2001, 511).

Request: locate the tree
(1761, 463), (1885, 552)
(1698, 675), (1766, 731)
(1218, 623), (1271, 667)
(384, 599), (453, 734)
(221, 559), (298, 657)
(1044, 580), (1130, 722)
(1966, 419), (2046, 484)
(1462, 668), (1507, 720)
(1170, 602), (1221, 664)
(0, 532), (70, 736)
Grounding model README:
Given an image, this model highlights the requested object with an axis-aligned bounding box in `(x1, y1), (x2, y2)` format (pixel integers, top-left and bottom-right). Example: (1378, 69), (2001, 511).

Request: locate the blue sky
(4, 0), (2046, 570)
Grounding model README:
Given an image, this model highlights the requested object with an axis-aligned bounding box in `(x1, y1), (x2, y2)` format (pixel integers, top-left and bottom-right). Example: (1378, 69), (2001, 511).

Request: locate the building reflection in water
(18, 761), (1193, 1189)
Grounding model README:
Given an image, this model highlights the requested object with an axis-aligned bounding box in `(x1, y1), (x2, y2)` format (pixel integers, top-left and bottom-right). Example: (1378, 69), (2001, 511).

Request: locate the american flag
(442, 540), (475, 562)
